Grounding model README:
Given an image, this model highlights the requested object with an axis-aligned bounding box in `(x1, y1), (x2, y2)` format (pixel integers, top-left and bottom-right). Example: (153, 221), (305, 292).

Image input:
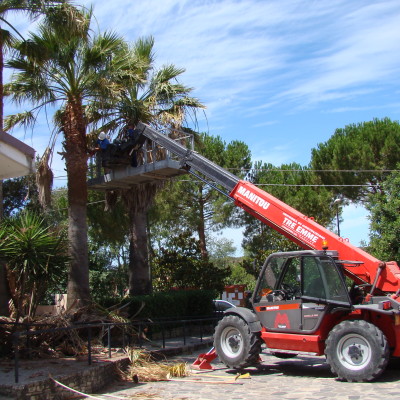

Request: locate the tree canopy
(311, 118), (400, 202)
(242, 161), (336, 262)
(367, 168), (400, 263)
(151, 132), (251, 259)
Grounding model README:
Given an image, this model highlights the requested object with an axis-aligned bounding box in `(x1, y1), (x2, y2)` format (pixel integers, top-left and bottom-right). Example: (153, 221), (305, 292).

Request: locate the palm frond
(0, 26), (18, 50)
(3, 111), (37, 130)
(0, 1), (67, 17)
(43, 2), (91, 41)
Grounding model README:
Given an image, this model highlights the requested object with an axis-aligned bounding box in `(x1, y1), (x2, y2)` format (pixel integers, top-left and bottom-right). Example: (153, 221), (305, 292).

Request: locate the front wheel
(214, 315), (262, 369)
(325, 320), (389, 382)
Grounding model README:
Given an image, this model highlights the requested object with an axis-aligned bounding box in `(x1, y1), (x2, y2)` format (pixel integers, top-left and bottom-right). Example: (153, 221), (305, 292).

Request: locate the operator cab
(252, 250), (351, 333)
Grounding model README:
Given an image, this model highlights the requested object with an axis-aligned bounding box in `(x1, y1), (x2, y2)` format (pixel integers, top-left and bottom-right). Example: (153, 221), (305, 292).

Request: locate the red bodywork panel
(230, 180), (400, 292)
(261, 331), (324, 354)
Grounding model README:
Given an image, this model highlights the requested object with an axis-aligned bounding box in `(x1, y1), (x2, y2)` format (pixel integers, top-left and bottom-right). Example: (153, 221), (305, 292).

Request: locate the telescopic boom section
(137, 122), (400, 293)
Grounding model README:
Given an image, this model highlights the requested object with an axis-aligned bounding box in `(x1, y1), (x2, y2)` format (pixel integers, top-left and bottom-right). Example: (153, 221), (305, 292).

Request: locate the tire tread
(325, 320), (389, 382)
(214, 315), (262, 369)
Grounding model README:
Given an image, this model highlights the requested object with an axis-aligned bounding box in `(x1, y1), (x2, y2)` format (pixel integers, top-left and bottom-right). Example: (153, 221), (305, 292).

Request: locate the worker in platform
(126, 124), (139, 141)
(96, 132), (110, 163)
(125, 124), (140, 167)
(95, 131), (112, 178)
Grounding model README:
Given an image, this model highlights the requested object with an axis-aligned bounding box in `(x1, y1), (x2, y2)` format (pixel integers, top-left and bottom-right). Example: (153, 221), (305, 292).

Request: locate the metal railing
(87, 129), (194, 182)
(9, 316), (216, 384)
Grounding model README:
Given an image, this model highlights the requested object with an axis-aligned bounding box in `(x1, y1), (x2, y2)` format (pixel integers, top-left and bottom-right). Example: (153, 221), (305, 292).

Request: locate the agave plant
(0, 212), (69, 319)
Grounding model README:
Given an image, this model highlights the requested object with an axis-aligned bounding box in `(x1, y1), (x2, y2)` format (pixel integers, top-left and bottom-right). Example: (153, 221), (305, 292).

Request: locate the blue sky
(5, 0), (400, 253)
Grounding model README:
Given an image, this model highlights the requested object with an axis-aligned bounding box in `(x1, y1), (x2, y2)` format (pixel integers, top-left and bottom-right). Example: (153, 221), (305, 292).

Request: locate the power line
(225, 168), (399, 173)
(176, 179), (379, 188)
(256, 183), (379, 187)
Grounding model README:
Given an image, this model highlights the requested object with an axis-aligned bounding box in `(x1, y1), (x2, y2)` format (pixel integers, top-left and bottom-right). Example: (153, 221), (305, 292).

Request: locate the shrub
(100, 289), (216, 320)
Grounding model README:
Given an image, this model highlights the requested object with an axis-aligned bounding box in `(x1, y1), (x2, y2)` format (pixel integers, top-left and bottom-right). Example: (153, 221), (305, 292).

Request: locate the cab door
(301, 255), (352, 331)
(252, 254), (303, 332)
(252, 252), (351, 334)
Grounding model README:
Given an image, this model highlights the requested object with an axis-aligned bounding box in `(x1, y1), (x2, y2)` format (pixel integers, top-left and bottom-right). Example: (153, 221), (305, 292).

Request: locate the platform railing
(88, 129), (194, 182)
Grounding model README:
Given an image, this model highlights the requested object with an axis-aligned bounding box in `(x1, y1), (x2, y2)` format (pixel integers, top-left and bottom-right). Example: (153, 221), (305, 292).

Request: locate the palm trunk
(64, 100), (90, 309)
(128, 211), (151, 295)
(123, 182), (162, 296)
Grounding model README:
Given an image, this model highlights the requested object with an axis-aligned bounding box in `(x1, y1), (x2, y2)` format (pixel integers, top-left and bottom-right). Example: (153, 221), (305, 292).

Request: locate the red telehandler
(136, 122), (400, 382)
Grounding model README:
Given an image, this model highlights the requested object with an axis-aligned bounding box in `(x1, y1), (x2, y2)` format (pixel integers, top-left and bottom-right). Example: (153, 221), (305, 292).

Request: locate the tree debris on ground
(0, 304), (139, 359)
(120, 348), (189, 382)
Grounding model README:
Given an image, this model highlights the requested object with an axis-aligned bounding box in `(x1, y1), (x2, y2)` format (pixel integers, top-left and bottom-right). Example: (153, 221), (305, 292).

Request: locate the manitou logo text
(237, 186), (270, 210)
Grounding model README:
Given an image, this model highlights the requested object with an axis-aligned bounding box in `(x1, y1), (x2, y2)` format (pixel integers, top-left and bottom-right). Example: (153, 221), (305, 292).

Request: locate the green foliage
(2, 175), (40, 217)
(208, 236), (236, 270)
(88, 241), (128, 304)
(84, 35), (205, 296)
(100, 289), (216, 319)
(152, 232), (229, 293)
(208, 237), (236, 258)
(151, 133), (252, 257)
(311, 118), (400, 202)
(86, 190), (129, 246)
(0, 212), (69, 318)
(43, 186), (131, 303)
(225, 262), (257, 291)
(89, 267), (127, 304)
(366, 169), (400, 263)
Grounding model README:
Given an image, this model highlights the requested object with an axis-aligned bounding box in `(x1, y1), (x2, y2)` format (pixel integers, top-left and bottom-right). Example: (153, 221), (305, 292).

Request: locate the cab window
(303, 256), (349, 303)
(254, 256), (287, 302)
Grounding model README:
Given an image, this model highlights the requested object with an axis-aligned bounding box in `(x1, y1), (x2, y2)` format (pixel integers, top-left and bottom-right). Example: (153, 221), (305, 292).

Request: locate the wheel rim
(336, 333), (372, 370)
(220, 326), (243, 358)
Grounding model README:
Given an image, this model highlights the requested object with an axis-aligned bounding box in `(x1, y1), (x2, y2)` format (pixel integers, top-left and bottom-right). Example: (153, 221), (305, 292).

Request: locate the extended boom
(137, 122), (400, 294)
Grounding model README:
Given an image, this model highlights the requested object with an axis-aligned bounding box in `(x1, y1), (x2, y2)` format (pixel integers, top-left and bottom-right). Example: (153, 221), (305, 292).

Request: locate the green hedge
(100, 289), (216, 320)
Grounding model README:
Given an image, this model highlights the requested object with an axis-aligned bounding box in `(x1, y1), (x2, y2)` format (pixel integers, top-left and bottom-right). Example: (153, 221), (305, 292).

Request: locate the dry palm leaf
(36, 147), (54, 209)
(122, 348), (189, 382)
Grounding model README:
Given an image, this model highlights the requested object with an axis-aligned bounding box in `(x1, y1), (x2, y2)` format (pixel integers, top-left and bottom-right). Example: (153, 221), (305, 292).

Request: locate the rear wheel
(325, 320), (389, 382)
(214, 315), (262, 369)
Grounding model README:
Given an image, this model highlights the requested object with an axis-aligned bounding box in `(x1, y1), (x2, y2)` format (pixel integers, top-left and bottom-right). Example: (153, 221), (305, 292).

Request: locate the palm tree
(89, 37), (205, 295)
(0, 0), (68, 316)
(5, 6), (135, 308)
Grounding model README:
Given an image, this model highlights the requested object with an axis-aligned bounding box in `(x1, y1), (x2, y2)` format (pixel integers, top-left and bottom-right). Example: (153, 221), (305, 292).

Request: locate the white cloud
(7, 0), (400, 128)
(4, 0), (400, 198)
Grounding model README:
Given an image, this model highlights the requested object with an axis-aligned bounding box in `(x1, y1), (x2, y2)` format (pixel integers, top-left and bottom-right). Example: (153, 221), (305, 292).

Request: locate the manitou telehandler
(135, 123), (400, 382)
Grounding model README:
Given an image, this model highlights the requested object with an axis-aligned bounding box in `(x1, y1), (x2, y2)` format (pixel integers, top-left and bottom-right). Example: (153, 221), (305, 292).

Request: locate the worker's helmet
(98, 132), (106, 140)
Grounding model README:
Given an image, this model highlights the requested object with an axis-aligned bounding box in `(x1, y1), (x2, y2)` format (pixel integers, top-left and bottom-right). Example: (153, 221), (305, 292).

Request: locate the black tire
(214, 315), (262, 369)
(325, 320), (389, 382)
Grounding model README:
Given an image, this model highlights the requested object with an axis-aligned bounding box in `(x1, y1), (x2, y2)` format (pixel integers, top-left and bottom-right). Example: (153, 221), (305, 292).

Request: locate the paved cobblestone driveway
(100, 351), (400, 400)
